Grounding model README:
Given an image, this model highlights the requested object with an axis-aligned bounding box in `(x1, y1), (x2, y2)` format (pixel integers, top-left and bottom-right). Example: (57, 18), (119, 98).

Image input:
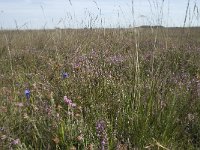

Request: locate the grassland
(0, 27), (200, 149)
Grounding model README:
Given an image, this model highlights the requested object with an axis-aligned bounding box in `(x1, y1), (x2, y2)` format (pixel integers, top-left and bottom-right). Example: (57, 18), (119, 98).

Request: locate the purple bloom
(64, 96), (77, 108)
(12, 138), (20, 145)
(62, 72), (69, 79)
(24, 89), (30, 100)
(64, 96), (72, 104)
(70, 103), (77, 108)
(96, 120), (107, 150)
(96, 120), (106, 132)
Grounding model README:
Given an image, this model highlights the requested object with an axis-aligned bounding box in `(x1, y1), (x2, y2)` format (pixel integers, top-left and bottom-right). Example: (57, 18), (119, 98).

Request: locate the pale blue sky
(0, 0), (199, 29)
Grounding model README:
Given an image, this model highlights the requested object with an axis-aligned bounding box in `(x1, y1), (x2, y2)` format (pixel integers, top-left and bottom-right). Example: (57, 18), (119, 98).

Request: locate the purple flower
(70, 103), (77, 108)
(96, 120), (107, 150)
(64, 96), (72, 105)
(96, 120), (106, 132)
(24, 89), (30, 100)
(64, 96), (77, 108)
(62, 72), (69, 79)
(12, 138), (20, 145)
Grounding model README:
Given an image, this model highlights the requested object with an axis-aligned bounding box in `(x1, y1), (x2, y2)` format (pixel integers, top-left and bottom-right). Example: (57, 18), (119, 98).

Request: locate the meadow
(0, 27), (200, 149)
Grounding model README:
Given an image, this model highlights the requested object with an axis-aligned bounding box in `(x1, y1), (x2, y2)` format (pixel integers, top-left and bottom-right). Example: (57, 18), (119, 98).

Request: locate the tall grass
(0, 0), (200, 149)
(0, 27), (200, 149)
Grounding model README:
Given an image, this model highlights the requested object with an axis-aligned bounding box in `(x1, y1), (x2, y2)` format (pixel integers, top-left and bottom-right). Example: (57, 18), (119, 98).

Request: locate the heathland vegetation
(0, 27), (200, 149)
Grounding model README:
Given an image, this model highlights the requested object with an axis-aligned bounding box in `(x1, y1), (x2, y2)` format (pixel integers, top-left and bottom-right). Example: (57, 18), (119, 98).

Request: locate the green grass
(0, 27), (200, 149)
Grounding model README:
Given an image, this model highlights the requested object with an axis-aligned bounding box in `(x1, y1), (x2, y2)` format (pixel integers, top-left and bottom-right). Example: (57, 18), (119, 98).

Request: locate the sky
(0, 0), (199, 29)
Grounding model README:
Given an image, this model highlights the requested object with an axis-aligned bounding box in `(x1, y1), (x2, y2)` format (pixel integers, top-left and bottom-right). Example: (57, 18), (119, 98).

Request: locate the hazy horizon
(0, 0), (199, 29)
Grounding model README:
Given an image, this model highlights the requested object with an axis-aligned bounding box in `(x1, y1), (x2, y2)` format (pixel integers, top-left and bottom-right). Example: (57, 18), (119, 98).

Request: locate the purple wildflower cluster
(108, 55), (124, 64)
(64, 96), (76, 108)
(71, 50), (99, 75)
(96, 120), (108, 150)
